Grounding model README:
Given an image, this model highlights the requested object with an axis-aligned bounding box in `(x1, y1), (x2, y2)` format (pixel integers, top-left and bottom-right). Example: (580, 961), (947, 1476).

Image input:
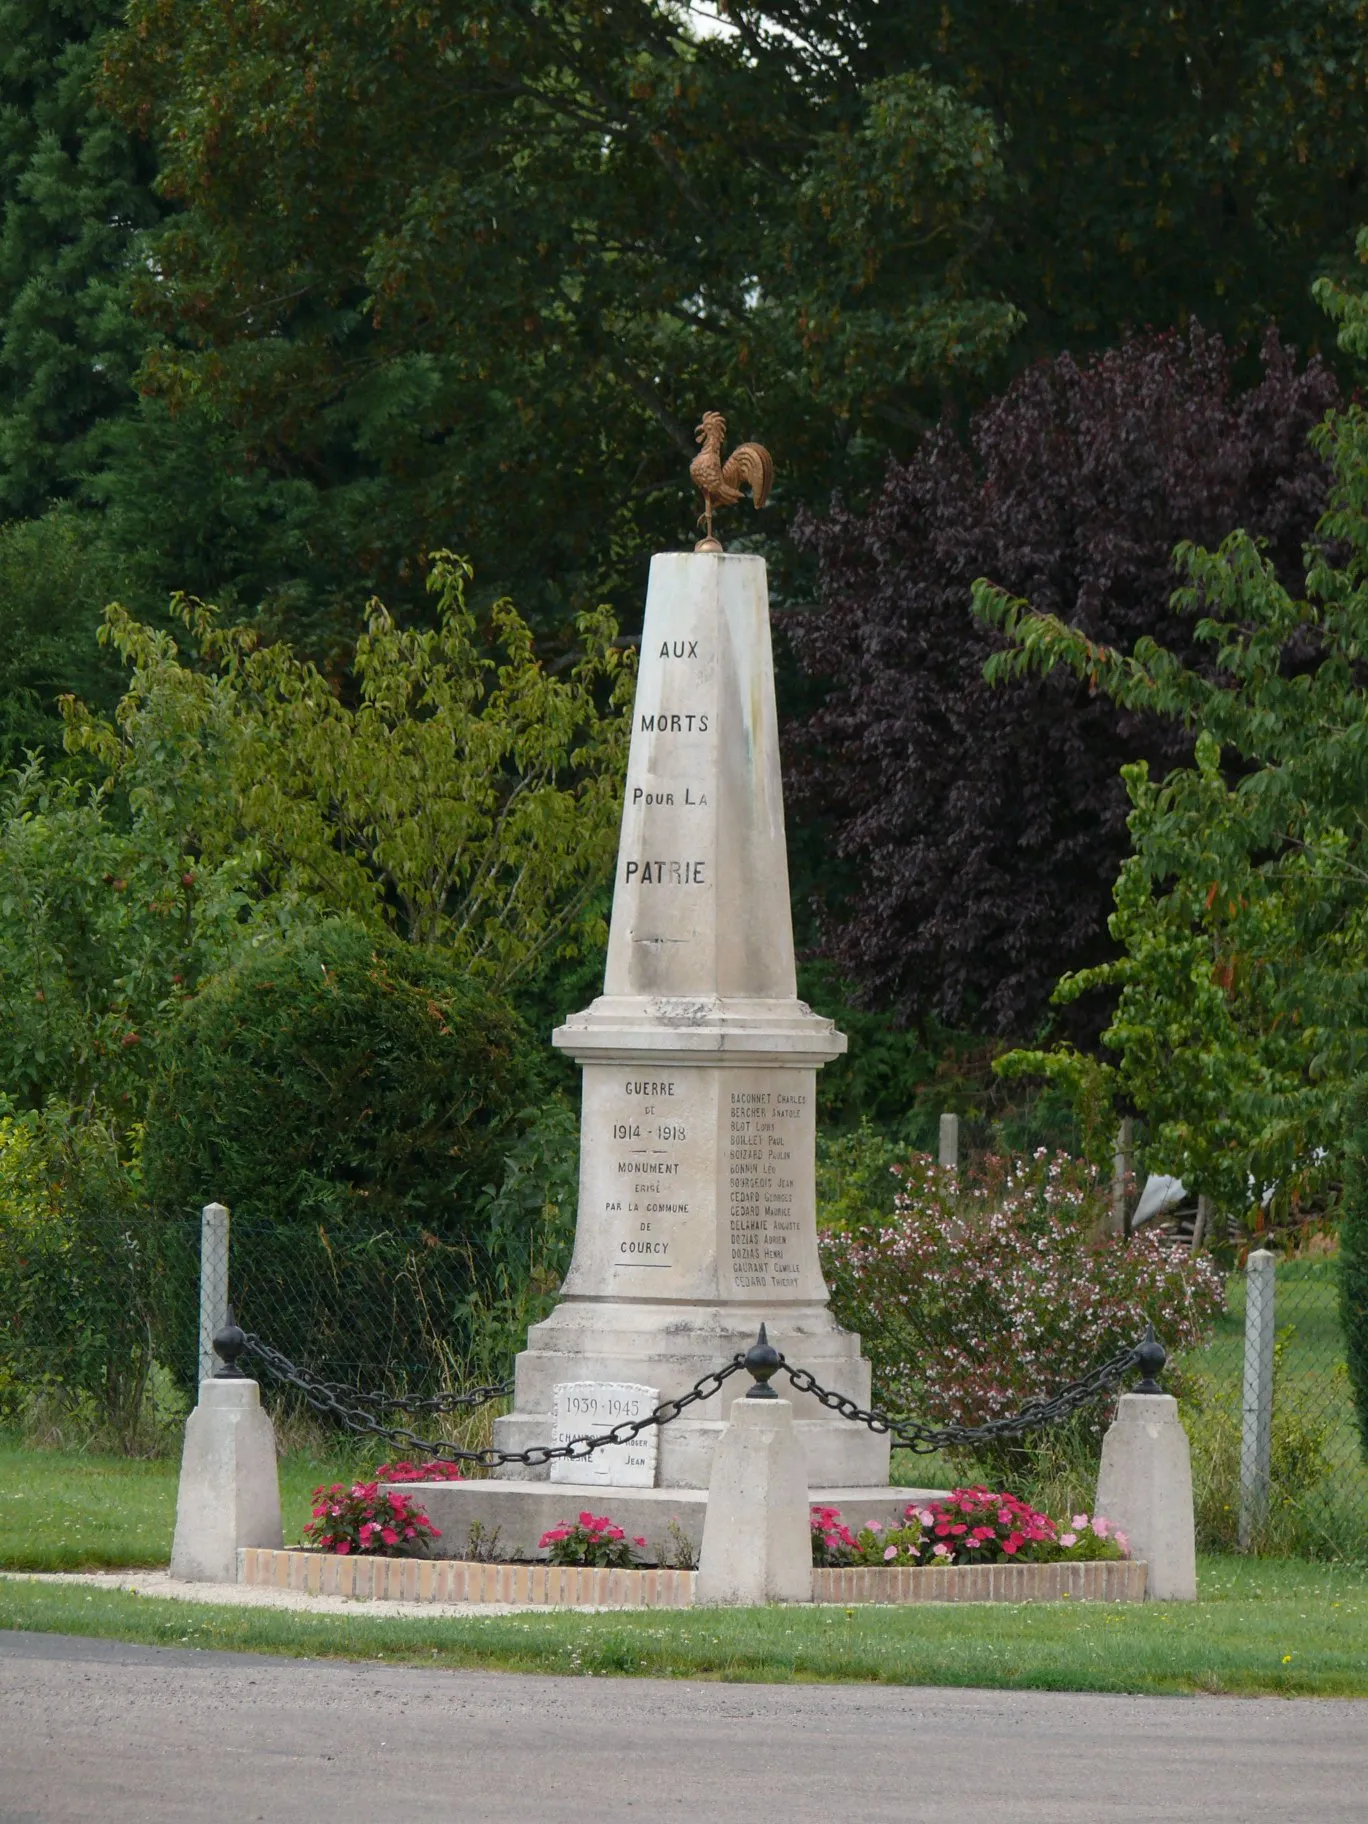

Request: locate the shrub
(538, 1511), (647, 1569)
(302, 1481), (441, 1556)
(142, 918), (539, 1386)
(0, 1105), (183, 1450)
(820, 1149), (1224, 1454)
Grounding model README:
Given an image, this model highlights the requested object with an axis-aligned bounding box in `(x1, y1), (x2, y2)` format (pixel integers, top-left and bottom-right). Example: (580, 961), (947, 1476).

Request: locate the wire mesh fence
(3, 1181), (1366, 1562)
(1183, 1250), (1367, 1559)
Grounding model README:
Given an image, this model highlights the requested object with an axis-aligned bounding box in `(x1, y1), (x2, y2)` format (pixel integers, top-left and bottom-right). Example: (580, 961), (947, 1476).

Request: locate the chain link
(243, 1332), (747, 1470)
(242, 1332), (1144, 1470)
(776, 1344), (1142, 1454)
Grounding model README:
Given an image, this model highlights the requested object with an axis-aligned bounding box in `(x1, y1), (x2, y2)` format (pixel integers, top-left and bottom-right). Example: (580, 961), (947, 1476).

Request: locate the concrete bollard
(170, 1378), (283, 1582)
(695, 1397), (812, 1606)
(1094, 1393), (1197, 1600)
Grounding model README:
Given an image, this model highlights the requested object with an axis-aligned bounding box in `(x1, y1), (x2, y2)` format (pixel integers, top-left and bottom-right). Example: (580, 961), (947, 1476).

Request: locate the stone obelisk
(492, 551), (887, 1489)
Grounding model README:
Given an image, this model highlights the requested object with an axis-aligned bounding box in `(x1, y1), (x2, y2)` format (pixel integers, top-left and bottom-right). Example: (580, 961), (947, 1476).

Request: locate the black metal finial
(213, 1307), (247, 1379)
(744, 1323), (781, 1399)
(1134, 1323), (1166, 1395)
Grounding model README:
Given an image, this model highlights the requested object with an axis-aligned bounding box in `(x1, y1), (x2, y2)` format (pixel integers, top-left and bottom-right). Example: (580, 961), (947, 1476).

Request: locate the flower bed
(811, 1488), (1130, 1570)
(237, 1547), (1147, 1606)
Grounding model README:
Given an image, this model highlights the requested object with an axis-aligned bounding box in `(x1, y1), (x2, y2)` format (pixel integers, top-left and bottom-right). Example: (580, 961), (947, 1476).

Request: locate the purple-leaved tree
(788, 326), (1338, 1037)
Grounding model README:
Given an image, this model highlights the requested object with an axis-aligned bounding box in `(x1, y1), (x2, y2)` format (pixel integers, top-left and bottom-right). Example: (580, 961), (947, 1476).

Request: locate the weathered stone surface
(387, 1481), (945, 1565)
(170, 1378), (282, 1583)
(695, 1397), (813, 1605)
(1094, 1392), (1197, 1601)
(550, 1382), (659, 1487)
(492, 552), (884, 1490)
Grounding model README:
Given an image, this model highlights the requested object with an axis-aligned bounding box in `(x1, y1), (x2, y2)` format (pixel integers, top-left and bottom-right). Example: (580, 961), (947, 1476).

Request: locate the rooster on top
(689, 410), (773, 549)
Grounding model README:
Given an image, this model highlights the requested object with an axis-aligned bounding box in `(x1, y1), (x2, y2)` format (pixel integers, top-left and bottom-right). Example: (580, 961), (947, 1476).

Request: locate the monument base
(492, 1298), (888, 1487)
(384, 1480), (948, 1566)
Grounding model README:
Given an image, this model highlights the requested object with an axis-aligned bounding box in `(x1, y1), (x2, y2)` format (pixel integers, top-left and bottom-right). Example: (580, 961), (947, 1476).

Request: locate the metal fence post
(937, 1113), (959, 1171)
(1239, 1247), (1276, 1549)
(198, 1201), (231, 1388)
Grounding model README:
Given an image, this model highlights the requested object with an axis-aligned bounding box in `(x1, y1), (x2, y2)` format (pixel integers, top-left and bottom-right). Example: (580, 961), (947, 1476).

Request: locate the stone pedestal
(1094, 1393), (1197, 1601)
(696, 1397), (814, 1605)
(170, 1378), (283, 1583)
(491, 552), (884, 1490)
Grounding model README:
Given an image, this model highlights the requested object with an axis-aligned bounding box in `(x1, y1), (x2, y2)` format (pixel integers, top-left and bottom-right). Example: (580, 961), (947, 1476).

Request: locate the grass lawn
(2, 1557), (1366, 1696)
(0, 1437), (359, 1572)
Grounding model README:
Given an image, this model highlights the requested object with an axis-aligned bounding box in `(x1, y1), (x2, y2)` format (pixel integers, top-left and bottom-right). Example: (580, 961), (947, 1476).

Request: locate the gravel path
(0, 1567), (528, 1619)
(2, 1626), (1366, 1823)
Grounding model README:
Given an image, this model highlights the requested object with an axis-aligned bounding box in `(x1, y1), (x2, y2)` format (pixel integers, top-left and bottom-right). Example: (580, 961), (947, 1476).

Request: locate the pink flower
(932, 1543), (951, 1558)
(884, 1546), (898, 1562)
(1114, 1531), (1130, 1556)
(1072, 1514), (1089, 1529)
(1059, 1532), (1077, 1548)
(381, 1525), (399, 1546)
(634, 1537), (647, 1548)
(1092, 1516), (1110, 1538)
(867, 1520), (884, 1533)
(336, 1540), (352, 1555)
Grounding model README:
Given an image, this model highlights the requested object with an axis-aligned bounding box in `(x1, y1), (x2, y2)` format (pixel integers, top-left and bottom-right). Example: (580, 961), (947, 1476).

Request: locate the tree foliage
(81, 0), (1368, 638)
(141, 919), (538, 1386)
(64, 551), (633, 980)
(788, 326), (1337, 1036)
(973, 368), (1368, 1213)
(94, 1), (1019, 633)
(0, 0), (161, 517)
(0, 552), (628, 1130)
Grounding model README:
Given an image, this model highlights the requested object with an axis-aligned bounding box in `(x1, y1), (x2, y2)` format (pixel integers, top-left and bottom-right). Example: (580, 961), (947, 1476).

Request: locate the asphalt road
(1, 1630), (1365, 1823)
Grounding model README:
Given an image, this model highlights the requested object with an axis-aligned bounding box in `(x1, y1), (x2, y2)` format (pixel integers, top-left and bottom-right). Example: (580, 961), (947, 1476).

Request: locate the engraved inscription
(605, 1075), (693, 1273)
(726, 1081), (807, 1292)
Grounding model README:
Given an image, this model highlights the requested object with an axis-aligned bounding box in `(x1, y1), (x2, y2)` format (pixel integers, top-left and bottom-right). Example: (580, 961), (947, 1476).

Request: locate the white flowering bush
(819, 1148), (1223, 1433)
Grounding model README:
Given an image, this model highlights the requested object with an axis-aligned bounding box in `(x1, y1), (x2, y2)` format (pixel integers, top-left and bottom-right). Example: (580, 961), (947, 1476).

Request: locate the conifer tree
(0, 0), (162, 516)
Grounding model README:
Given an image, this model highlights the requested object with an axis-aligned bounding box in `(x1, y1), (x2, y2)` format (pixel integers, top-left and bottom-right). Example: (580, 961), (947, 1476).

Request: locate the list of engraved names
(727, 1080), (804, 1292)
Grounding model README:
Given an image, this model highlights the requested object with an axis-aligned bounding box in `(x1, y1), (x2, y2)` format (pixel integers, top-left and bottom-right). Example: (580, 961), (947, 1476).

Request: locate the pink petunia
(1059, 1532), (1077, 1548)
(884, 1545), (898, 1562)
(1072, 1514), (1089, 1529)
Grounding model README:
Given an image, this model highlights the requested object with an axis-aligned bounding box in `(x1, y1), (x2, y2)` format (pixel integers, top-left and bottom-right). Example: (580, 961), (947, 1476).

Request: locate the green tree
(0, 551), (630, 1125)
(96, 0), (1019, 636)
(0, 0), (162, 516)
(972, 383), (1368, 1217)
(65, 551), (633, 979)
(141, 919), (539, 1387)
(0, 507), (123, 766)
(91, 1), (1368, 641)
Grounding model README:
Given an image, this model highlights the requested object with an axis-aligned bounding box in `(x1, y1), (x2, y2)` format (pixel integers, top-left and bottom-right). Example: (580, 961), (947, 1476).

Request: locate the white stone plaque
(550, 1380), (660, 1487)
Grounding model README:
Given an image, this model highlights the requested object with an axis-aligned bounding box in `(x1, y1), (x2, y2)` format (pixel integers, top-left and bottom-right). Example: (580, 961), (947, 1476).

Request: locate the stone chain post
(937, 1113), (959, 1171)
(1239, 1247), (1276, 1550)
(197, 1201), (230, 1389)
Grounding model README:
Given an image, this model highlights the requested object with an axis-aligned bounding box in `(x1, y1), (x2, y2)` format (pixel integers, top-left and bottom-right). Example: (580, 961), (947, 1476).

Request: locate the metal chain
(243, 1331), (747, 1470)
(242, 1331), (1144, 1469)
(239, 1340), (513, 1419)
(776, 1343), (1142, 1455)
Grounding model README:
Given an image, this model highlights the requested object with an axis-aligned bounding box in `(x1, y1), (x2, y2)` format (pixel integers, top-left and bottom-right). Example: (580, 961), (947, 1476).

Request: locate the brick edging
(812, 1558), (1146, 1603)
(238, 1548), (697, 1607)
(238, 1548), (1147, 1606)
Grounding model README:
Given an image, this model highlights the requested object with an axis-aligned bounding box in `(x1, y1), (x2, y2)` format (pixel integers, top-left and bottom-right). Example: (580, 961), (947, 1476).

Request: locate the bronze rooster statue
(689, 410), (774, 551)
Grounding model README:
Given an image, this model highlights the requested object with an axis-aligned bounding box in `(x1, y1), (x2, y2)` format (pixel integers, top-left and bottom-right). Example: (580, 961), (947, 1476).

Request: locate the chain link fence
(4, 1184), (1367, 1563)
(1182, 1249), (1367, 1558)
